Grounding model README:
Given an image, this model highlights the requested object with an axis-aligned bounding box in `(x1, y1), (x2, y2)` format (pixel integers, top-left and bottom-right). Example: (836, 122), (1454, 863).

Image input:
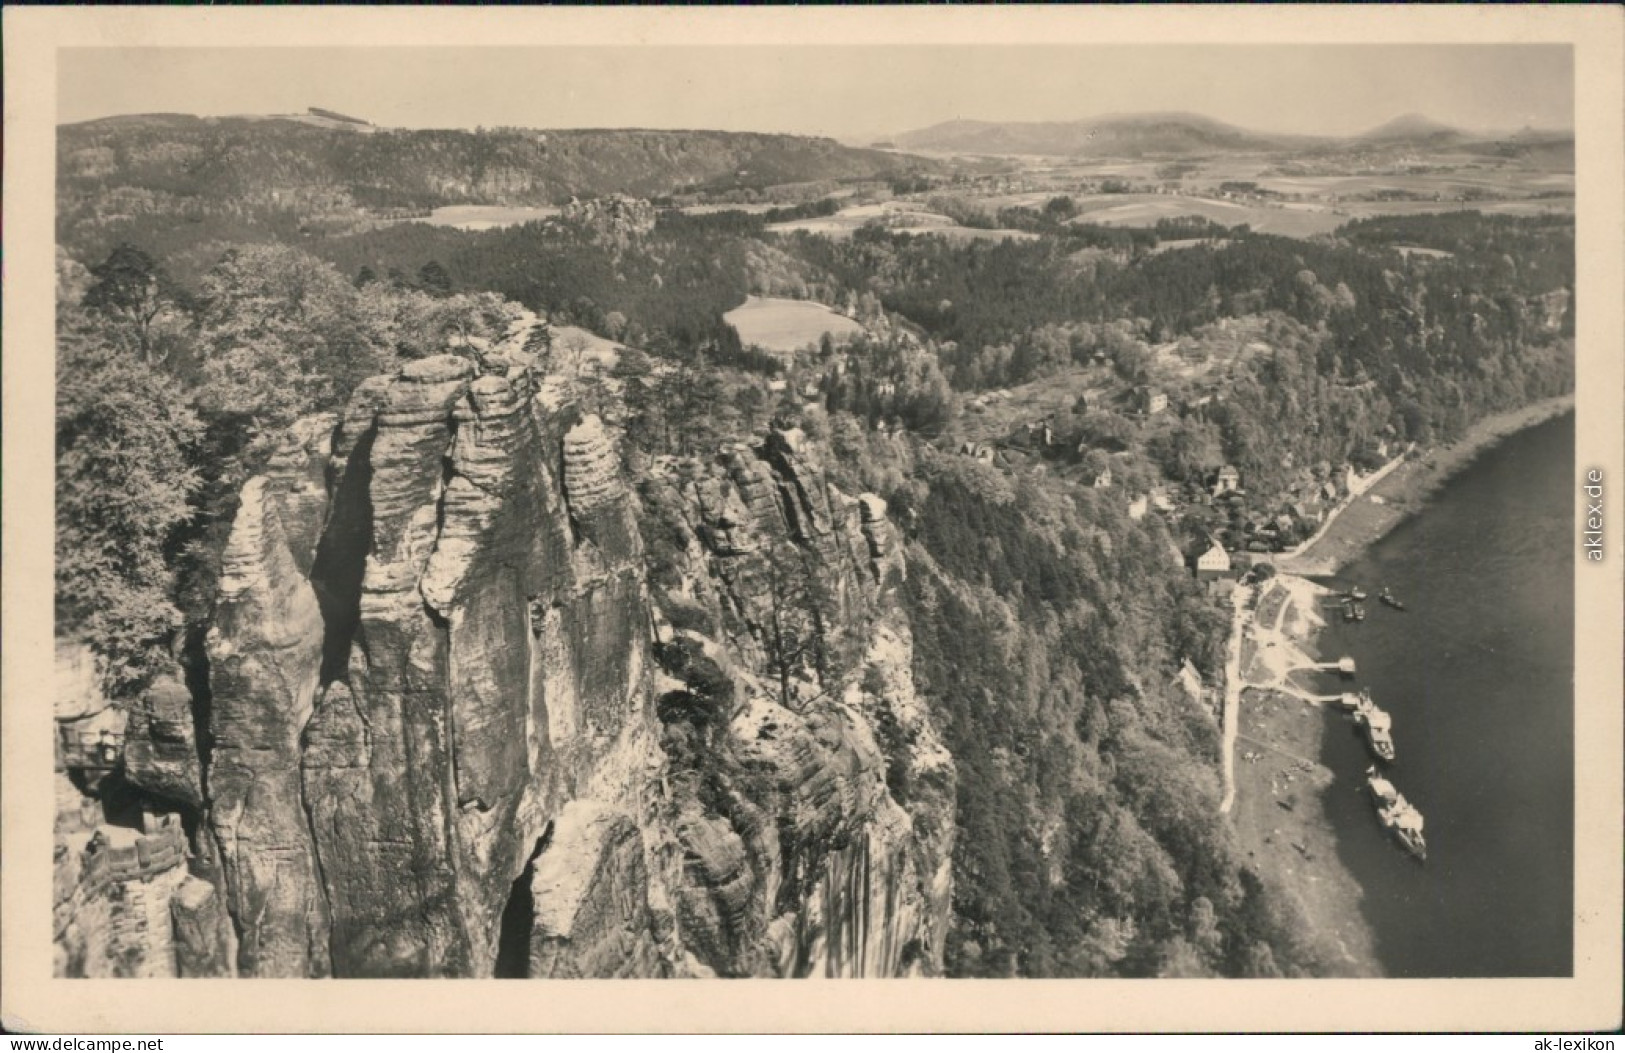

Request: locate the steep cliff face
(54, 326), (953, 978)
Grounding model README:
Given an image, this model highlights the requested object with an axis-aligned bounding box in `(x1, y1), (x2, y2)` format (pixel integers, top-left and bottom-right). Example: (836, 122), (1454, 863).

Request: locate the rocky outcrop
(122, 673), (203, 809)
(207, 472), (330, 977)
(527, 802), (666, 978)
(53, 641), (210, 979)
(54, 332), (953, 979)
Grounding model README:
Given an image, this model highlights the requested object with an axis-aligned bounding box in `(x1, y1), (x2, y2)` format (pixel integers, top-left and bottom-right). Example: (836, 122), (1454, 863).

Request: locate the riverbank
(1225, 575), (1383, 977)
(1276, 394), (1574, 577)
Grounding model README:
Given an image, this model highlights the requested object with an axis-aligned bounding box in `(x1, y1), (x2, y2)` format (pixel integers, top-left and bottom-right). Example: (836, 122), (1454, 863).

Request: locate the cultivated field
(723, 296), (865, 354)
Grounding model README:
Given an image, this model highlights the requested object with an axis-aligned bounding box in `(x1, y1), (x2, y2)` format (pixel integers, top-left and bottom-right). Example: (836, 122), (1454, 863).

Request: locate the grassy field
(723, 296), (864, 354)
(416, 205), (561, 230)
(676, 203), (783, 215)
(1065, 194), (1345, 237)
(767, 201), (1038, 242)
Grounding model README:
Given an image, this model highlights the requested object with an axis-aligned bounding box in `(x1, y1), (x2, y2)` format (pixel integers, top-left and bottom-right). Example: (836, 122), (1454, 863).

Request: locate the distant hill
(305, 107), (372, 127)
(895, 112), (1308, 157)
(1358, 113), (1464, 143)
(57, 114), (938, 253)
(893, 110), (1574, 160)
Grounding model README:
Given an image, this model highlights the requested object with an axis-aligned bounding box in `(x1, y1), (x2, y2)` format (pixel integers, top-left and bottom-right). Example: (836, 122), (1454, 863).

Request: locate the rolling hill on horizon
(59, 112), (938, 214)
(892, 111), (1573, 157)
(57, 112), (944, 266)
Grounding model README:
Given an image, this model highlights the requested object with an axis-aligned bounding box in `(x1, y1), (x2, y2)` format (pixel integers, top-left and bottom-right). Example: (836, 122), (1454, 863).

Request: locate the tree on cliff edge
(56, 306), (202, 690)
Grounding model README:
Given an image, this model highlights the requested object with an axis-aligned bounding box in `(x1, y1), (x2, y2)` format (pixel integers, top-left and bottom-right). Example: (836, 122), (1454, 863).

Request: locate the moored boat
(1361, 706), (1396, 762)
(1379, 587), (1407, 611)
(1365, 766), (1426, 860)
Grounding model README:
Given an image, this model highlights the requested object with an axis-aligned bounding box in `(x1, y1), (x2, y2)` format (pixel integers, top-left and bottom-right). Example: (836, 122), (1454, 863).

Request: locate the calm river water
(1315, 412), (1574, 977)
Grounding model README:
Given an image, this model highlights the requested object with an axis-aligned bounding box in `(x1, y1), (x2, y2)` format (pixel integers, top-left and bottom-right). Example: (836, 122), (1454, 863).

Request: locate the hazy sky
(59, 45), (1573, 141)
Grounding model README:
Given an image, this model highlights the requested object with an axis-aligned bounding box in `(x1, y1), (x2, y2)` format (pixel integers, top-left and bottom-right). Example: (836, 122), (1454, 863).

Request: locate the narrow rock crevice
(180, 624), (215, 810)
(297, 739), (338, 979)
(493, 824), (554, 978)
(310, 428), (376, 687)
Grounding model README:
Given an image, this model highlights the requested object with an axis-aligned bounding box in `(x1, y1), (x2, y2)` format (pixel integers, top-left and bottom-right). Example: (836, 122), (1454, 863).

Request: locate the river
(1313, 411), (1574, 977)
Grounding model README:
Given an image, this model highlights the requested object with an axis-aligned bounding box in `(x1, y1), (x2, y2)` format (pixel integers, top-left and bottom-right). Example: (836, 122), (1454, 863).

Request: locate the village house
(1127, 494), (1149, 521)
(1024, 420), (1055, 447)
(1139, 387), (1169, 416)
(1193, 539), (1233, 581)
(1090, 465), (1113, 489)
(1212, 464), (1241, 497)
(1075, 389), (1105, 414)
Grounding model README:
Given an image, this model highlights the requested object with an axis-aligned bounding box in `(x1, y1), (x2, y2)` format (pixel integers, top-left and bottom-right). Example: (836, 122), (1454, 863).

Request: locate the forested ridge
(58, 116), (934, 272)
(56, 114), (1572, 980)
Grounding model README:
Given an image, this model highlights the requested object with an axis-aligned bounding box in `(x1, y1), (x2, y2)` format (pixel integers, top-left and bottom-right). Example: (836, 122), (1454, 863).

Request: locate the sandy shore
(1225, 575), (1383, 976)
(1276, 394), (1575, 577)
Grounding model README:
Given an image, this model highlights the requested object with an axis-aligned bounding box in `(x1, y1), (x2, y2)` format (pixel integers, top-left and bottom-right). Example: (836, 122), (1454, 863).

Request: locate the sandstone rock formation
(54, 332), (953, 978)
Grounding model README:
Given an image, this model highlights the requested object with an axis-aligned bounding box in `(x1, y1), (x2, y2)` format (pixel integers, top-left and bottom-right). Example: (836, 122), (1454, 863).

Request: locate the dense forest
(55, 111), (1573, 982)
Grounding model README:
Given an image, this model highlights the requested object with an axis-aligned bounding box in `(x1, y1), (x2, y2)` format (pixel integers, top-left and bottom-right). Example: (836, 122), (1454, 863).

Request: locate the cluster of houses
(1187, 454), (1379, 579)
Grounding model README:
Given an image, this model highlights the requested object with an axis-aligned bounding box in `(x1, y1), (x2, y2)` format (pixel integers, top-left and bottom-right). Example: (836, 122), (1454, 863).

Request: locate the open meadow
(723, 295), (865, 354)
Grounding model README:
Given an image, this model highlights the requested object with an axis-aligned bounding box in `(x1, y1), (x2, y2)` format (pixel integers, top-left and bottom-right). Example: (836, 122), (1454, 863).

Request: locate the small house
(1291, 501), (1323, 525)
(1090, 465), (1113, 489)
(1140, 388), (1169, 416)
(1212, 464), (1241, 497)
(1127, 494), (1149, 521)
(1194, 540), (1232, 581)
(959, 441), (996, 465)
(1175, 659), (1204, 703)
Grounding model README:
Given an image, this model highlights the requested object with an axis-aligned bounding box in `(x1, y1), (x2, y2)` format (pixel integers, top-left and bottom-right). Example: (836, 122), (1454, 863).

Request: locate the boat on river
(1366, 766), (1426, 860)
(1358, 704), (1396, 763)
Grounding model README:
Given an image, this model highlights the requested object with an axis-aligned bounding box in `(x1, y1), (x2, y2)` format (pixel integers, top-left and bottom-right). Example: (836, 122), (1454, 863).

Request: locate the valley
(49, 101), (1575, 982)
